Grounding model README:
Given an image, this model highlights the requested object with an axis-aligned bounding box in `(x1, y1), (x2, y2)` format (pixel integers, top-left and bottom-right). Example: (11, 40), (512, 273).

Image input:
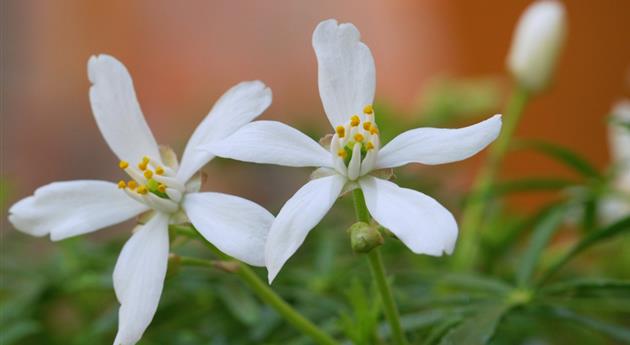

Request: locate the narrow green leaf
(542, 278), (630, 296)
(548, 307), (630, 343)
(436, 273), (513, 294)
(513, 140), (601, 179)
(438, 303), (511, 345)
(516, 204), (568, 286)
(422, 315), (463, 345)
(539, 215), (630, 285)
(492, 178), (577, 197)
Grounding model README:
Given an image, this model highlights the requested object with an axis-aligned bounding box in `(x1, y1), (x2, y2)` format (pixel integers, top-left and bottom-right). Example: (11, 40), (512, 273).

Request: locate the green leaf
(513, 140), (601, 179)
(516, 204), (568, 286)
(436, 273), (513, 294)
(422, 315), (463, 345)
(539, 215), (630, 285)
(438, 303), (511, 345)
(542, 278), (630, 296)
(217, 282), (261, 326)
(491, 178), (577, 197)
(548, 307), (630, 343)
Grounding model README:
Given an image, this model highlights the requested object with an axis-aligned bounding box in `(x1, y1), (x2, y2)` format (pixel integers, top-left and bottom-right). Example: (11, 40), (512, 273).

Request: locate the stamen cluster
(116, 156), (184, 213)
(329, 104), (380, 180)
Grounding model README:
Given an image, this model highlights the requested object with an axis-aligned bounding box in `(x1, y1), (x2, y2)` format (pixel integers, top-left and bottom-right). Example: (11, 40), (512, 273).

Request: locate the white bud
(507, 0), (567, 92)
(609, 100), (630, 173)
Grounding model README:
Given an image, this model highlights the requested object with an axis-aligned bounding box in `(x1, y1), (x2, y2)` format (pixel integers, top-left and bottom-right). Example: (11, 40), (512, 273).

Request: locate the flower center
(116, 155), (183, 214)
(330, 104), (380, 180)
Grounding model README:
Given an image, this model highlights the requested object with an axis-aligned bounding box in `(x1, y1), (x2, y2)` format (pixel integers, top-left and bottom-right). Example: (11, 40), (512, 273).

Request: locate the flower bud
(348, 222), (384, 253)
(608, 100), (630, 170)
(507, 0), (567, 92)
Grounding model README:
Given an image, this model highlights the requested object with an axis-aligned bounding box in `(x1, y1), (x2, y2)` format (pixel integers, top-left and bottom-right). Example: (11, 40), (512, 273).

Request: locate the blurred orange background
(3, 0), (630, 217)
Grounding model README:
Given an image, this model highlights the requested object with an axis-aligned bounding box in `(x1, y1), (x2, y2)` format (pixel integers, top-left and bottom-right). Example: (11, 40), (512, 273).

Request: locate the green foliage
(3, 80), (630, 345)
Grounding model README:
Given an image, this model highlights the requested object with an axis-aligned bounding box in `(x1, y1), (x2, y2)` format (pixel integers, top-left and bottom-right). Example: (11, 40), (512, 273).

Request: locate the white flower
(507, 0), (567, 92)
(600, 100), (630, 223)
(206, 19), (503, 283)
(8, 55), (274, 345)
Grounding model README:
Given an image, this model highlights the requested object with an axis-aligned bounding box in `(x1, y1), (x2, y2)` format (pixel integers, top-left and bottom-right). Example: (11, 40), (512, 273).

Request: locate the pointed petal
(183, 192), (274, 266)
(8, 180), (149, 241)
(113, 213), (169, 345)
(359, 176), (457, 256)
(88, 55), (161, 165)
(207, 121), (332, 168)
(313, 19), (376, 127)
(177, 81), (272, 182)
(266, 174), (345, 283)
(375, 115), (502, 169)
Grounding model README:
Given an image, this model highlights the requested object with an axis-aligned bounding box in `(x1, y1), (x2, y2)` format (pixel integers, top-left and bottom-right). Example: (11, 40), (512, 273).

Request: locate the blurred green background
(2, 1), (630, 344)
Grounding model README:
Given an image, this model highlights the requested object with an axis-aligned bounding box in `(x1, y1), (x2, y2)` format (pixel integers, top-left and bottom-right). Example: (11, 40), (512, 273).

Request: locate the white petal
(183, 192), (274, 266)
(88, 55), (161, 165)
(359, 176), (457, 256)
(265, 174), (345, 283)
(177, 81), (272, 182)
(313, 19), (376, 127)
(207, 121), (332, 168)
(113, 213), (169, 345)
(8, 180), (149, 241)
(375, 115), (502, 169)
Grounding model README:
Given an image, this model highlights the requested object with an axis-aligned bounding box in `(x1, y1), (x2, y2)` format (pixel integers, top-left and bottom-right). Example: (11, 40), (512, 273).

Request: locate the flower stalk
(454, 86), (530, 270)
(171, 224), (338, 345)
(352, 189), (408, 345)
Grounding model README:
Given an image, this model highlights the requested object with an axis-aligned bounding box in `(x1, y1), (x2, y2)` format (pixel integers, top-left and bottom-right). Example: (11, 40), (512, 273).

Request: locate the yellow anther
(127, 180), (138, 190)
(363, 121), (372, 131)
(354, 133), (364, 142)
(144, 170), (153, 179)
(157, 183), (167, 193)
(369, 126), (379, 135)
(155, 166), (165, 175)
(363, 104), (373, 114)
(117, 180), (126, 189)
(337, 149), (347, 158)
(366, 141), (375, 150)
(335, 126), (346, 138)
(138, 161), (148, 171)
(350, 115), (360, 127)
(119, 160), (129, 169)
(142, 156), (150, 164)
(137, 185), (148, 195)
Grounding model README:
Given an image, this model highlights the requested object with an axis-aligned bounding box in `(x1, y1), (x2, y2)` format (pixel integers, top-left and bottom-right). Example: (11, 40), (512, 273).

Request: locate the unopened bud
(507, 0), (567, 92)
(348, 222), (384, 253)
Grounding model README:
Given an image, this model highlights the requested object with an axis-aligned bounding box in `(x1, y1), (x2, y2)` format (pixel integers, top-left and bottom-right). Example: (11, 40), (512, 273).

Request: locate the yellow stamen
(137, 185), (148, 195)
(337, 149), (347, 158)
(119, 160), (129, 169)
(138, 161), (148, 171)
(363, 121), (372, 131)
(157, 183), (166, 193)
(350, 115), (360, 127)
(335, 126), (345, 138)
(366, 141), (375, 150)
(142, 156), (150, 164)
(117, 180), (126, 189)
(369, 127), (379, 135)
(363, 104), (373, 114)
(354, 133), (364, 142)
(127, 180), (137, 190)
(155, 166), (165, 175)
(144, 170), (153, 179)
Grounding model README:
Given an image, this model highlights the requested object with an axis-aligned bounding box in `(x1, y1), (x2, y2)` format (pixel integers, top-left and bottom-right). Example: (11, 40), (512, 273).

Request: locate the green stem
(453, 86), (530, 271)
(352, 189), (408, 345)
(172, 224), (338, 345)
